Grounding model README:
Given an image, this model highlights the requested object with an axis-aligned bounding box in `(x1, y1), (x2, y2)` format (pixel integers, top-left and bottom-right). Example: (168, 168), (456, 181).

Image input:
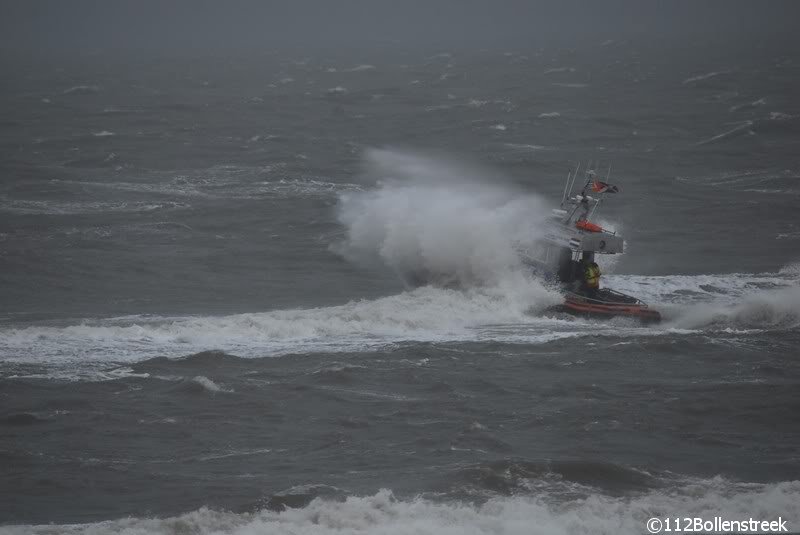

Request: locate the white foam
(606, 269), (798, 305)
(58, 166), (360, 199)
(195, 447), (271, 461)
(683, 70), (729, 84)
(675, 168), (797, 189)
(9, 479), (799, 535)
(465, 99), (513, 110)
(345, 64), (375, 72)
(92, 131), (115, 137)
(668, 285), (800, 330)
(543, 66), (575, 74)
(424, 104), (452, 112)
(62, 84), (100, 95)
(0, 268), (793, 381)
(0, 198), (189, 215)
(490, 124), (507, 131)
(728, 98), (765, 112)
(779, 262), (800, 277)
(102, 106), (141, 114)
(538, 111), (561, 118)
(503, 143), (551, 151)
(776, 231), (800, 240)
(606, 269), (800, 330)
(191, 376), (231, 394)
(695, 121), (753, 146)
(0, 282), (566, 376)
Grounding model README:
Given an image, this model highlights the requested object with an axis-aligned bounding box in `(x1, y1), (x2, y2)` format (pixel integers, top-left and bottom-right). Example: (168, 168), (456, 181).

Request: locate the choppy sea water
(1, 40), (799, 534)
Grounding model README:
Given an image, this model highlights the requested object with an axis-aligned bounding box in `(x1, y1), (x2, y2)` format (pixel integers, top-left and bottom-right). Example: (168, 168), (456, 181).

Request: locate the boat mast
(564, 161), (580, 206)
(561, 168), (573, 207)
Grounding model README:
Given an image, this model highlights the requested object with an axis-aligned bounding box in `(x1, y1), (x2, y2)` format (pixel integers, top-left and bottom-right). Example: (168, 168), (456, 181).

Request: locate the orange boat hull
(553, 295), (662, 324)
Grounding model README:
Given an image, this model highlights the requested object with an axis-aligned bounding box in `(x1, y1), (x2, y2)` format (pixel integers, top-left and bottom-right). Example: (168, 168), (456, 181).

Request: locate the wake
(608, 265), (800, 330)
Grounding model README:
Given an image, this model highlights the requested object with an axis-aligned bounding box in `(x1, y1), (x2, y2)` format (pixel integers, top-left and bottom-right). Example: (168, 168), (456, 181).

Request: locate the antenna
(606, 161), (612, 181)
(561, 169), (572, 206)
(588, 195), (602, 219)
(579, 160), (593, 198)
(567, 161), (580, 199)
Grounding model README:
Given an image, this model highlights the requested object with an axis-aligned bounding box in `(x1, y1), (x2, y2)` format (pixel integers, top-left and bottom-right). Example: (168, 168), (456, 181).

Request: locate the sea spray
(607, 267), (800, 330)
(334, 148), (550, 288)
(668, 285), (800, 330)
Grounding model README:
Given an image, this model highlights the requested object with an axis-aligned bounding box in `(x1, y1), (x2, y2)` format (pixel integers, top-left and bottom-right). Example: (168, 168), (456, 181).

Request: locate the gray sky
(2, 0), (798, 56)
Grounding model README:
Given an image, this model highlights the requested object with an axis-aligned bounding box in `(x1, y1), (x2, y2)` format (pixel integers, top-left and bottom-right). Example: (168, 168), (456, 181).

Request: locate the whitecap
(683, 70), (729, 84)
(728, 98), (765, 112)
(695, 120), (753, 145)
(543, 66), (575, 74)
(191, 376), (232, 394)
(503, 143), (550, 151)
(62, 84), (100, 95)
(345, 64), (375, 72)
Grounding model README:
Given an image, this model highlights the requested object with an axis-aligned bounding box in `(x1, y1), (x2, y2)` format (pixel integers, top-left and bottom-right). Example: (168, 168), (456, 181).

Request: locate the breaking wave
(7, 478), (799, 535)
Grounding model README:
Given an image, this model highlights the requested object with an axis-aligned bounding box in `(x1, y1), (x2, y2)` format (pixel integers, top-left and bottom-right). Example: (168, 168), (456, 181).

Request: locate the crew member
(583, 261), (601, 298)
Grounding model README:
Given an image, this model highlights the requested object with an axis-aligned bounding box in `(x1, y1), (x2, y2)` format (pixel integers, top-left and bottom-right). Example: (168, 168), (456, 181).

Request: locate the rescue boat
(518, 162), (662, 324)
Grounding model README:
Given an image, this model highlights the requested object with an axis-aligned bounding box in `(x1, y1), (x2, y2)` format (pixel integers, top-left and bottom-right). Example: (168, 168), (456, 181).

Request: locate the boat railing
(565, 289), (648, 307)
